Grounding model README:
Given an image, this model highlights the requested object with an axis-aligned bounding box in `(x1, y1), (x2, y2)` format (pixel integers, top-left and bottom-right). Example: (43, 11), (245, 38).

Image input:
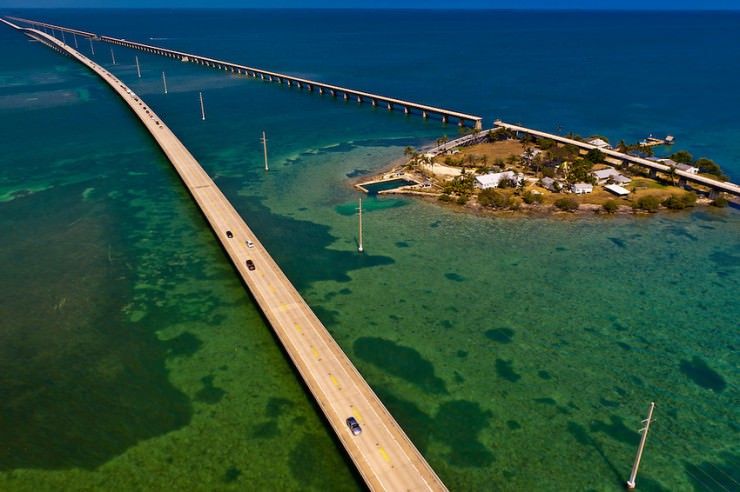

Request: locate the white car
(246, 240), (254, 248)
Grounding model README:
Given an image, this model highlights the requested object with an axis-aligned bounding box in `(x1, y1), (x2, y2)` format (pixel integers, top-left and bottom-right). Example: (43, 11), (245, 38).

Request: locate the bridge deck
(494, 121), (740, 196)
(8, 16), (482, 129)
(3, 19), (447, 492)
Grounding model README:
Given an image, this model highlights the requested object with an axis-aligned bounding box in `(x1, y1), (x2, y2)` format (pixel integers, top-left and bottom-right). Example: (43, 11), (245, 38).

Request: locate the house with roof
(571, 182), (593, 194)
(475, 171), (523, 190)
(540, 176), (560, 192)
(604, 184), (630, 197)
(658, 158), (699, 174)
(588, 138), (611, 149)
(592, 167), (631, 185)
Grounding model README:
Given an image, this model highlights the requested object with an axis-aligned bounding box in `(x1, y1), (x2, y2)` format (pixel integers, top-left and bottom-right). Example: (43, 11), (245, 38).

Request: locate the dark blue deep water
(1, 9), (738, 491)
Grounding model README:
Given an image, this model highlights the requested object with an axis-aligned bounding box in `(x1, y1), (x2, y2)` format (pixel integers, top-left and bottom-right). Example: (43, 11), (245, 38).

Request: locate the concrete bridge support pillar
(319, 87), (324, 94)
(678, 177), (687, 189)
(708, 189), (720, 200)
(343, 93), (349, 101)
(371, 99), (377, 107)
(422, 111), (428, 119)
(357, 95), (363, 103)
(404, 106), (410, 115)
(458, 118), (464, 127)
(442, 115), (448, 124)
(330, 89), (337, 97)
(387, 102), (393, 111)
(649, 168), (658, 178)
(474, 120), (483, 131)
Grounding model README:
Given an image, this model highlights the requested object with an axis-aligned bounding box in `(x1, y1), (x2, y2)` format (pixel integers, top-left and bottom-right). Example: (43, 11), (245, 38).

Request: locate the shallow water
(1, 9), (738, 491)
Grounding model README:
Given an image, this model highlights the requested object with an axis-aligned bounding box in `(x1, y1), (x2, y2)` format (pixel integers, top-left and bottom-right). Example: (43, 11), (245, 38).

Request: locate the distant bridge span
(7, 16), (483, 130)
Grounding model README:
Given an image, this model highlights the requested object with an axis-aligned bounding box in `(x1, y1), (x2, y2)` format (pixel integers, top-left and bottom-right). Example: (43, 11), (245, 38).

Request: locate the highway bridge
(1, 17), (448, 492)
(494, 121), (740, 197)
(7, 16), (483, 130)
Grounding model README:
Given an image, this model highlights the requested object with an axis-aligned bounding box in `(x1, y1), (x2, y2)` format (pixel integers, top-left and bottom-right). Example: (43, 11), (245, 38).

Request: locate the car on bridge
(246, 259), (255, 271)
(246, 240), (254, 248)
(226, 230), (233, 238)
(346, 417), (362, 436)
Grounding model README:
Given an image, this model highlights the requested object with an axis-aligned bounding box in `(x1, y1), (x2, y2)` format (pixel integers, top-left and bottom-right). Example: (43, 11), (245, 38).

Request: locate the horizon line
(3, 7), (740, 11)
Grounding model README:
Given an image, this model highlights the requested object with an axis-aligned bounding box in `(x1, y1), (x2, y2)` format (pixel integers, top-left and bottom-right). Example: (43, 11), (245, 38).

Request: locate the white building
(604, 184), (630, 196)
(592, 167), (632, 185)
(588, 138), (611, 149)
(658, 158), (699, 174)
(475, 171), (523, 189)
(572, 182), (593, 194)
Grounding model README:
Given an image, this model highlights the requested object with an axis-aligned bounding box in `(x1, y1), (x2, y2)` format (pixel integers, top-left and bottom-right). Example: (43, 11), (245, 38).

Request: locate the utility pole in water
(135, 56), (141, 78)
(626, 402), (655, 490)
(199, 92), (206, 121)
(89, 37), (95, 56)
(110, 48), (116, 65)
(162, 71), (168, 94)
(261, 131), (269, 172)
(357, 198), (364, 253)
(73, 33), (78, 49)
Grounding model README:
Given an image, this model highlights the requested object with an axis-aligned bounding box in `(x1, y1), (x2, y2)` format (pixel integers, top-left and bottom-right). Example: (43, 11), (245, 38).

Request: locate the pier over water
(7, 16), (483, 130)
(2, 17), (447, 492)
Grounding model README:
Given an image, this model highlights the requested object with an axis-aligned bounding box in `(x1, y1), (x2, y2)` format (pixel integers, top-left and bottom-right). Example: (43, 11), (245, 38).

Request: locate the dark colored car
(346, 417), (362, 436)
(246, 259), (256, 271)
(226, 230), (233, 238)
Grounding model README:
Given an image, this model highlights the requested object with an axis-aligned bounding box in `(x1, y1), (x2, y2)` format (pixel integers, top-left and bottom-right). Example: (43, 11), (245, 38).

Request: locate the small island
(357, 127), (734, 214)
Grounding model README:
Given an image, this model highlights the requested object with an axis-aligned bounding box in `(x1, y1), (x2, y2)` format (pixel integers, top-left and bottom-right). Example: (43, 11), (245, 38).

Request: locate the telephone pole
(199, 92), (206, 121)
(626, 402), (655, 490)
(162, 71), (168, 95)
(261, 131), (269, 172)
(110, 48), (116, 65)
(135, 56), (141, 78)
(357, 198), (364, 253)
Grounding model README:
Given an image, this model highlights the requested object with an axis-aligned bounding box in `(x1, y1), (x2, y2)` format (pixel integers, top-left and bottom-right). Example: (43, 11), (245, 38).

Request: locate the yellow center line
(353, 409), (362, 422)
(330, 375), (339, 387)
(311, 347), (320, 359)
(269, 285), (274, 292)
(294, 323), (302, 333)
(281, 303), (287, 311)
(379, 447), (390, 463)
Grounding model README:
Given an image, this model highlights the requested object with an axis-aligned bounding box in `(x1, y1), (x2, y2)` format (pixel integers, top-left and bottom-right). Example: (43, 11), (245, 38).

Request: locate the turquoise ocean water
(0, 9), (738, 491)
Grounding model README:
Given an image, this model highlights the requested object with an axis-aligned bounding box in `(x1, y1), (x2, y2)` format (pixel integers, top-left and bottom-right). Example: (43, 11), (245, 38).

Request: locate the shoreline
(350, 144), (740, 218)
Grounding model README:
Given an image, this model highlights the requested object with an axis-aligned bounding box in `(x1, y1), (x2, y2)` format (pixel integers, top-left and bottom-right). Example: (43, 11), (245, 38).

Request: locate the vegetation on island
(384, 126), (734, 215)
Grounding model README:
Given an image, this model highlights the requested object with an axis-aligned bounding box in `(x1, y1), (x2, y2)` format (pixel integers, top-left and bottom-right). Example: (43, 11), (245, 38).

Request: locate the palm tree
(667, 164), (677, 186)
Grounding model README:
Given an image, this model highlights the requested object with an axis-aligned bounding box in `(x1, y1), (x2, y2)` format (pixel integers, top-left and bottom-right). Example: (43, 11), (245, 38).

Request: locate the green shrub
(712, 196), (728, 207)
(456, 195), (468, 205)
(602, 200), (619, 213)
(633, 195), (661, 212)
(478, 189), (511, 208)
(523, 191), (544, 204)
(438, 193), (451, 202)
(662, 192), (697, 210)
(554, 197), (579, 211)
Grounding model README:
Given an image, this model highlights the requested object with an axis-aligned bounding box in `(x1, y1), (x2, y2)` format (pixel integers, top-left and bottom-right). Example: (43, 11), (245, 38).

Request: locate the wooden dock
(2, 17), (447, 492)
